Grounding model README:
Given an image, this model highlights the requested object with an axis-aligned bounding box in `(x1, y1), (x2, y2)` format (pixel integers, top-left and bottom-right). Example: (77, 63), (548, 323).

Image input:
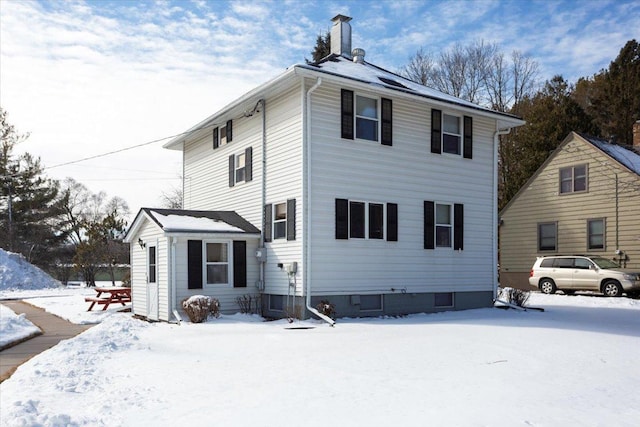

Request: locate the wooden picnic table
(85, 286), (132, 311)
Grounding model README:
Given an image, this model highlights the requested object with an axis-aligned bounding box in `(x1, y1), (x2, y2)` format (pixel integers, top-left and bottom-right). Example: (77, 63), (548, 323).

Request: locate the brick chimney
(330, 14), (352, 58)
(634, 120), (640, 149)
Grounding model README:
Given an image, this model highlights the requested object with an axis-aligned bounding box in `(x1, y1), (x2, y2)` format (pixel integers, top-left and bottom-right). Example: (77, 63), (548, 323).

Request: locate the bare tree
(160, 185), (183, 209)
(400, 47), (436, 86)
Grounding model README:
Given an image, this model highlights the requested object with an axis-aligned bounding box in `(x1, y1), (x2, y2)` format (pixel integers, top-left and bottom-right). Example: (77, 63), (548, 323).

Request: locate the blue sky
(1, 0), (638, 218)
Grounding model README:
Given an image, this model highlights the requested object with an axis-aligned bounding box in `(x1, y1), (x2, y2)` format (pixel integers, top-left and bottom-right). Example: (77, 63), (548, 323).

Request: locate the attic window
(378, 77), (408, 89)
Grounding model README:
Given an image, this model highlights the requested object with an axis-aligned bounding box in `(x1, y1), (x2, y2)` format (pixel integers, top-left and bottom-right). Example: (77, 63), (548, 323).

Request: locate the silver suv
(529, 255), (640, 297)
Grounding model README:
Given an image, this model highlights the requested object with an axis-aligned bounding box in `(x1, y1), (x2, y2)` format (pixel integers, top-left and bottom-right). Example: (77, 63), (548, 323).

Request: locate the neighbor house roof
(163, 54), (524, 150)
(124, 208), (260, 242)
(582, 134), (640, 176)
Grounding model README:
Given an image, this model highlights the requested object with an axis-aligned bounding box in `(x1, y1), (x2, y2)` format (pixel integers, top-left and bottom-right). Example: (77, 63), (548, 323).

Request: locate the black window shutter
(229, 155), (235, 187)
(424, 201), (435, 250)
(341, 89), (354, 140)
(213, 127), (219, 149)
(245, 147), (253, 182)
(387, 203), (398, 242)
(226, 120), (233, 142)
(431, 109), (442, 154)
(381, 98), (393, 146)
(233, 240), (247, 288)
(187, 240), (203, 289)
(286, 198), (296, 241)
(454, 203), (464, 250)
(264, 204), (272, 242)
(463, 116), (473, 159)
(335, 198), (349, 239)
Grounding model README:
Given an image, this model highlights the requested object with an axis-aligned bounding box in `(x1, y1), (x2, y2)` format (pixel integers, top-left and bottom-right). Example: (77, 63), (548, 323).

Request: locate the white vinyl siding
(307, 80), (497, 295)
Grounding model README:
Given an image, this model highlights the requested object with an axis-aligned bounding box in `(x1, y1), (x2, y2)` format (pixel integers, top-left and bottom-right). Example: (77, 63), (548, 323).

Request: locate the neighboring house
(124, 15), (524, 322)
(499, 128), (640, 290)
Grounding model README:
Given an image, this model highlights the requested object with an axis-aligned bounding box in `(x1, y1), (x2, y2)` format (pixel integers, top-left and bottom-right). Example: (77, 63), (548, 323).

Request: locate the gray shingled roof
(582, 134), (640, 176)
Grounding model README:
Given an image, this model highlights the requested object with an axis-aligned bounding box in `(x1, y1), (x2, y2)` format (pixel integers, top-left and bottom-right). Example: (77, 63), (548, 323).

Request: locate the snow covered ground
(0, 304), (41, 349)
(1, 290), (639, 426)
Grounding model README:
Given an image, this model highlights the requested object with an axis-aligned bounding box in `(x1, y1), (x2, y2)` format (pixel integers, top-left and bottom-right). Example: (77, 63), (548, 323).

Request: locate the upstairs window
(341, 89), (392, 145)
(559, 164), (587, 194)
(442, 114), (461, 155)
(355, 95), (379, 141)
(431, 109), (472, 158)
(435, 203), (452, 247)
(273, 203), (287, 240)
(213, 120), (233, 149)
(228, 147), (252, 187)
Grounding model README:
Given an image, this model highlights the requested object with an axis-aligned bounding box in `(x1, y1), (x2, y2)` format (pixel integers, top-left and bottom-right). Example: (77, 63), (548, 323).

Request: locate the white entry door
(147, 245), (159, 321)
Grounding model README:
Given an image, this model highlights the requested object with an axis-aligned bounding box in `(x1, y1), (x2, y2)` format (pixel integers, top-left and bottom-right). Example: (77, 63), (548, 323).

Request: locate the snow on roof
(150, 212), (244, 233)
(301, 55), (522, 121)
(584, 135), (640, 175)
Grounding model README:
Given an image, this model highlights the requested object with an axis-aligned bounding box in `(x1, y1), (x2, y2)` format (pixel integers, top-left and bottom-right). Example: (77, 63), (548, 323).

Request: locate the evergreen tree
(499, 76), (599, 208)
(308, 30), (331, 63)
(0, 108), (67, 266)
(575, 40), (640, 145)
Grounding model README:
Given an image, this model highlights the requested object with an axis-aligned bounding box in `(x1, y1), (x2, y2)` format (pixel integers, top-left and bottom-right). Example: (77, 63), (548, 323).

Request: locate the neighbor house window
(587, 218), (605, 250)
(229, 147), (252, 187)
(559, 164), (587, 194)
(538, 222), (557, 251)
(273, 203), (287, 240)
(434, 292), (454, 307)
(424, 201), (463, 250)
(206, 242), (229, 285)
(355, 95), (379, 141)
(335, 199), (398, 241)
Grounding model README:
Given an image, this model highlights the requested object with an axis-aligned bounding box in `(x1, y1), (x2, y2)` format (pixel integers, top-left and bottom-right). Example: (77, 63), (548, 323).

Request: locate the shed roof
(124, 208), (260, 242)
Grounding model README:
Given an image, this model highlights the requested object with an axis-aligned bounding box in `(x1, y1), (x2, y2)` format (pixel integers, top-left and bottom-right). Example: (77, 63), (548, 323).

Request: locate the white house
(125, 15), (525, 323)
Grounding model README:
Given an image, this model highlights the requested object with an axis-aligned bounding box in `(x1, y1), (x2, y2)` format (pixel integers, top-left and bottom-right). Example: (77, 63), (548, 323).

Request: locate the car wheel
(539, 279), (557, 294)
(602, 280), (622, 297)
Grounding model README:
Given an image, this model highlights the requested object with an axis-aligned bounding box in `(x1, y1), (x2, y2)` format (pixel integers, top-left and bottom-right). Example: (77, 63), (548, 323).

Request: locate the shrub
(236, 294), (261, 314)
(499, 287), (530, 308)
(182, 295), (220, 323)
(316, 299), (336, 319)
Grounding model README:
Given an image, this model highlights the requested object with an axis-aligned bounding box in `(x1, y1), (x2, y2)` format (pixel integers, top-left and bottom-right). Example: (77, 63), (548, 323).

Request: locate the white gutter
(303, 77), (335, 326)
(493, 126), (512, 302)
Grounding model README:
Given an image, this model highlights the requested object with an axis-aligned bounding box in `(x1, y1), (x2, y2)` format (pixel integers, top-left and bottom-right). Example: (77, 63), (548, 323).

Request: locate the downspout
(259, 99), (266, 292)
(493, 126), (511, 302)
(303, 77), (335, 326)
(170, 237), (182, 324)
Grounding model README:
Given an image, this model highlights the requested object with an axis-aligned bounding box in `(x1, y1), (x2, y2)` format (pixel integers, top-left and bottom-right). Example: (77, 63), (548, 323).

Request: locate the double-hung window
(435, 203), (452, 247)
(273, 203), (287, 240)
(355, 95), (379, 141)
(559, 164), (587, 194)
(431, 109), (472, 158)
(442, 113), (462, 155)
(587, 218), (605, 250)
(538, 222), (557, 251)
(424, 201), (463, 250)
(235, 152), (246, 183)
(341, 89), (392, 145)
(206, 242), (229, 285)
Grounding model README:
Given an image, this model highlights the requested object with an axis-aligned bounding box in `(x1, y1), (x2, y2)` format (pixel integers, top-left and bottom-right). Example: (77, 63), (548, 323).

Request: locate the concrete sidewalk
(0, 301), (93, 382)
